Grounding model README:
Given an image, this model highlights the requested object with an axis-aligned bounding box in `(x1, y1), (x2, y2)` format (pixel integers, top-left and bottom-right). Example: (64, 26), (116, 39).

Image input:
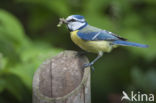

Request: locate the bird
(58, 15), (148, 69)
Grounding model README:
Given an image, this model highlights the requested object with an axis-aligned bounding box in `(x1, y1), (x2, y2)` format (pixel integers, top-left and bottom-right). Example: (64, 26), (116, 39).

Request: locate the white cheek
(68, 22), (85, 31)
(68, 24), (72, 30)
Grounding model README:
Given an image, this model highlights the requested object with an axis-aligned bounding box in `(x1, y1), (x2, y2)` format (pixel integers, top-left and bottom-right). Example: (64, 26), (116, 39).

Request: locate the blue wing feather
(77, 30), (120, 41)
(77, 25), (126, 41)
(76, 25), (148, 48)
(112, 40), (148, 48)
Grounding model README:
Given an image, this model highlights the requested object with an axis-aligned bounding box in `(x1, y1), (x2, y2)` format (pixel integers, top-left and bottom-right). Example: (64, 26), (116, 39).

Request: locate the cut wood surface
(33, 50), (91, 103)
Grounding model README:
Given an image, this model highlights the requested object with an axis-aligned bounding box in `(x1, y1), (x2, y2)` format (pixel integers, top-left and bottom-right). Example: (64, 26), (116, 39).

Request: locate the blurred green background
(0, 0), (156, 103)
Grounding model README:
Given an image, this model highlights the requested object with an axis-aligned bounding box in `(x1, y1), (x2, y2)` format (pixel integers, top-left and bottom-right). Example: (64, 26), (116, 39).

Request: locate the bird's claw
(83, 63), (95, 71)
(83, 63), (92, 67)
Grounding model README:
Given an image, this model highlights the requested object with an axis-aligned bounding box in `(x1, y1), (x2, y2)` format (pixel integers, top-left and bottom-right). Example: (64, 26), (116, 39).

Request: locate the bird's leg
(83, 51), (103, 70)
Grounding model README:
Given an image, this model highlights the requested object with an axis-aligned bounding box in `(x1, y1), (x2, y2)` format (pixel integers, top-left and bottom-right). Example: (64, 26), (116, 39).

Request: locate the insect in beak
(57, 18), (68, 27)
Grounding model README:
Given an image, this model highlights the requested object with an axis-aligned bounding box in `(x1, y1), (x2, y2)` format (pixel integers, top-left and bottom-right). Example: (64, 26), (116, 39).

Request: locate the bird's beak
(62, 18), (68, 24)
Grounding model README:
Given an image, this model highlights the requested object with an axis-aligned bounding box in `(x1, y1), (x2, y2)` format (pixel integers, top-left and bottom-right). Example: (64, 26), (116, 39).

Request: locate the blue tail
(113, 40), (148, 48)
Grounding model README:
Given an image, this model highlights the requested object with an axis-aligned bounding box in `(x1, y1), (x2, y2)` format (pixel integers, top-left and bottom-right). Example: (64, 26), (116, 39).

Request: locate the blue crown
(72, 15), (84, 19)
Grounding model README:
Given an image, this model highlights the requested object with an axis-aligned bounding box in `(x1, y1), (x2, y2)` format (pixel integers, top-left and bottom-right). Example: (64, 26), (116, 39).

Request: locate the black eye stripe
(67, 19), (85, 23)
(68, 19), (76, 22)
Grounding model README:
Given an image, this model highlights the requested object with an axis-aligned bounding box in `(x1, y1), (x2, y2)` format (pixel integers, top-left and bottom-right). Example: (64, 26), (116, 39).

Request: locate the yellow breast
(70, 30), (113, 53)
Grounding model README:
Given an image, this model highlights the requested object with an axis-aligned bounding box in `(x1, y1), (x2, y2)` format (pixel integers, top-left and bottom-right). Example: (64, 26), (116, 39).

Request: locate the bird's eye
(68, 19), (76, 22)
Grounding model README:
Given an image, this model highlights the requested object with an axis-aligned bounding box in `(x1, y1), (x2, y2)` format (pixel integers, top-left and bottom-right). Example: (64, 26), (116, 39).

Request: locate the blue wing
(77, 30), (121, 41)
(77, 25), (126, 41)
(77, 25), (148, 48)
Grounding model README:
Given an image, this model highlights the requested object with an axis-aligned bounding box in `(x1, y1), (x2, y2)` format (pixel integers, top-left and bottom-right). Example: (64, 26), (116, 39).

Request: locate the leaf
(9, 42), (62, 88)
(0, 9), (32, 64)
(0, 9), (29, 47)
(0, 38), (20, 64)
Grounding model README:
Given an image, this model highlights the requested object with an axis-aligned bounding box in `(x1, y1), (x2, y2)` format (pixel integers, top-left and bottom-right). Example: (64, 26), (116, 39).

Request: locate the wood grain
(33, 50), (91, 103)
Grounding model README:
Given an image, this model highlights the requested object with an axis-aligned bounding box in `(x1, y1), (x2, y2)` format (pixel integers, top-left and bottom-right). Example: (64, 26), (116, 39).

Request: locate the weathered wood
(33, 50), (91, 103)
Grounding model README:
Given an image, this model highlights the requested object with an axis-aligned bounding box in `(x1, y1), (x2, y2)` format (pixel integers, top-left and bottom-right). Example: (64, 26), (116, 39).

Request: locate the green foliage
(0, 9), (61, 103)
(0, 0), (156, 103)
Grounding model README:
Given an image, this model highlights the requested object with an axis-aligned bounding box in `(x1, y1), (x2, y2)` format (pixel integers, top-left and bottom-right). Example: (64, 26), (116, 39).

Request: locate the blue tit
(61, 15), (148, 69)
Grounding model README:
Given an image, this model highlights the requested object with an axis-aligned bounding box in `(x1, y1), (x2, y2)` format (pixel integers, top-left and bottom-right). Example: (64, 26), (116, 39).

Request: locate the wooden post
(33, 50), (91, 103)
